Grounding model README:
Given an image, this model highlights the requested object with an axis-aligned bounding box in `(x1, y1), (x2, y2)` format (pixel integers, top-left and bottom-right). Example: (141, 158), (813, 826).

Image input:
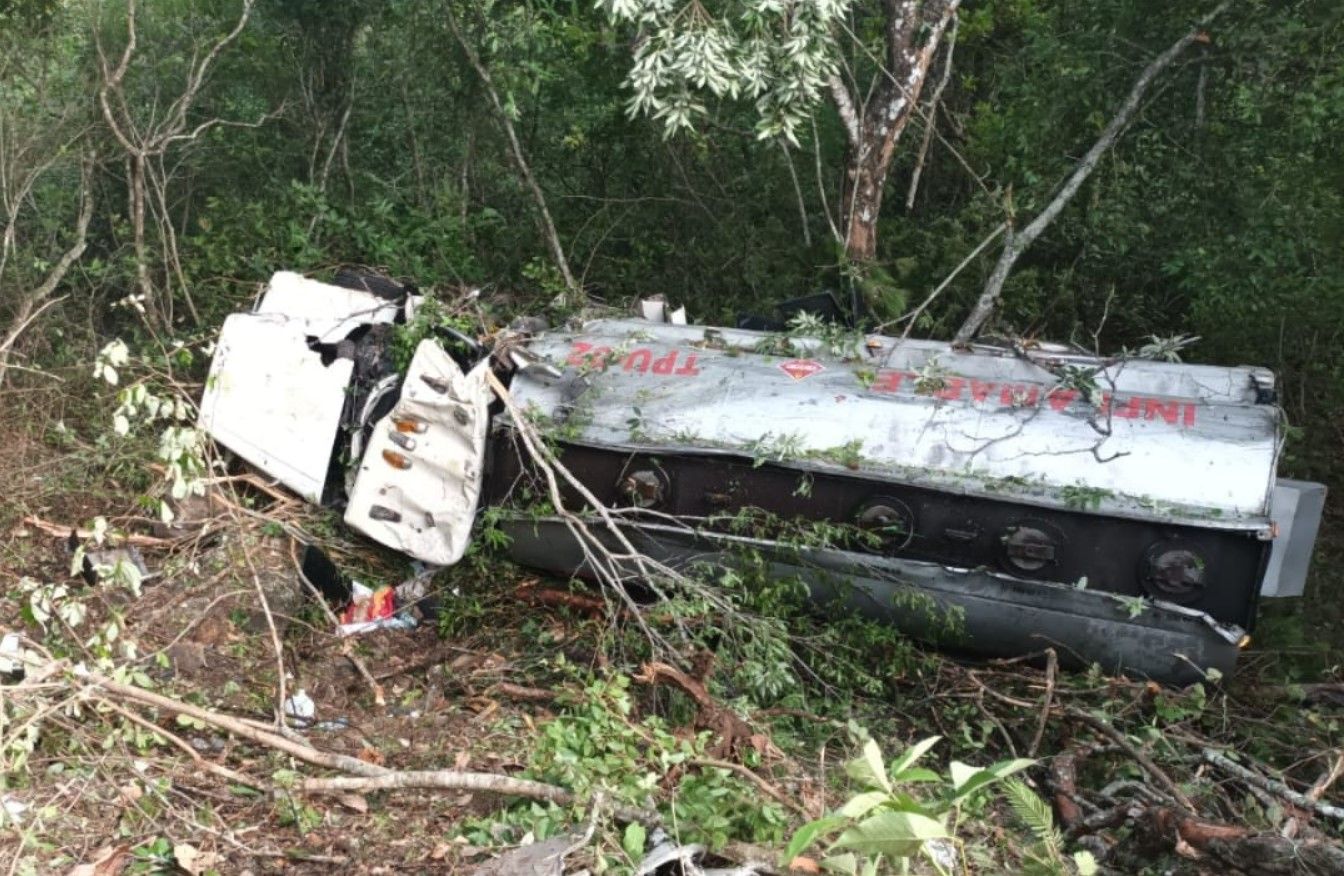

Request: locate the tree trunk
(834, 0), (961, 266)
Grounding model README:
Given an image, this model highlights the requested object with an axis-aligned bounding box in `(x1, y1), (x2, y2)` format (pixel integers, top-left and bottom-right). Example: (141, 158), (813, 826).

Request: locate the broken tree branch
(1027, 648), (1057, 759)
(100, 698), (267, 791)
(57, 659), (635, 819)
(71, 662), (388, 777)
(21, 514), (176, 548)
(827, 74), (862, 150)
(1203, 748), (1344, 822)
(952, 2), (1231, 345)
(301, 772), (656, 825)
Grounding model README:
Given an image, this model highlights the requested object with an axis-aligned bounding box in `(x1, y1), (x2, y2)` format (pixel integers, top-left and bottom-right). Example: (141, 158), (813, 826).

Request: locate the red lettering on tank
(1046, 388), (1078, 412)
(565, 341), (592, 366)
(1000, 384), (1040, 406)
(651, 350), (680, 375)
(969, 380), (998, 403)
(871, 370), (906, 393)
(1145, 399), (1181, 425)
(1183, 403), (1197, 427)
(675, 354), (700, 376)
(1105, 395), (1142, 418)
(565, 342), (612, 370)
(934, 377), (965, 401)
(623, 349), (652, 372)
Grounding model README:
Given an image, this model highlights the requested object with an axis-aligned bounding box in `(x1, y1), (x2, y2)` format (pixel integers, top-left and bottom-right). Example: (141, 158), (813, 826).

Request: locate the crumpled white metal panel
(344, 340), (492, 566)
(257, 270), (401, 342)
(508, 319), (1280, 528)
(199, 313), (352, 503)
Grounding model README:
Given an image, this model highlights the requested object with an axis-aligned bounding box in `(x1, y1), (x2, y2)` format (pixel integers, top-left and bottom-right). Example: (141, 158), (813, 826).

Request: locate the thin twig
(1027, 649), (1057, 759)
(301, 772), (656, 825)
(1065, 707), (1196, 813)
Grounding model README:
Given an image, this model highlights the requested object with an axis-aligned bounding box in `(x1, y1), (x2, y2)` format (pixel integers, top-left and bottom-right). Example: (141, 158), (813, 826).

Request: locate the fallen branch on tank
(484, 370), (818, 673)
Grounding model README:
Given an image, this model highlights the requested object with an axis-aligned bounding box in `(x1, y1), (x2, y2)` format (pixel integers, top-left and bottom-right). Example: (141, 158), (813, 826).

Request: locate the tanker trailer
(199, 272), (1325, 684)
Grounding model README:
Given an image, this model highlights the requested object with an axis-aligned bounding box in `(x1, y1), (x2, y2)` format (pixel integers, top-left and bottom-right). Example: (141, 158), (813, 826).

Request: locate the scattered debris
(1, 795), (28, 825)
(0, 632), (24, 683)
(284, 689), (316, 724)
(468, 834), (584, 876)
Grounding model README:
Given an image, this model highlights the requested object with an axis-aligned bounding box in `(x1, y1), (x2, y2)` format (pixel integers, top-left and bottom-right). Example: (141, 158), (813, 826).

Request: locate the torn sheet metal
(256, 270), (403, 342)
(200, 271), (414, 503)
(507, 320), (1280, 528)
(343, 339), (491, 566)
(199, 313), (354, 502)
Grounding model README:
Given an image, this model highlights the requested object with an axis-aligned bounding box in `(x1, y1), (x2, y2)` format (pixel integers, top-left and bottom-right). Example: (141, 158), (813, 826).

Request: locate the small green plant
(95, 340), (209, 524)
(810, 439), (865, 470)
(626, 404), (650, 442)
(389, 296), (478, 371)
(1002, 778), (1098, 875)
(1060, 484), (1112, 511)
(785, 733), (1033, 875)
(745, 431), (806, 467)
(1118, 594), (1149, 619)
(470, 670), (788, 855)
(1053, 365), (1103, 406)
(127, 837), (174, 874)
(913, 358), (950, 395)
(786, 312), (864, 359)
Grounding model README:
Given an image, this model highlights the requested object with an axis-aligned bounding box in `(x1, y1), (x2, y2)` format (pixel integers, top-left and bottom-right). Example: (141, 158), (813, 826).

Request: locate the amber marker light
(382, 449), (412, 470)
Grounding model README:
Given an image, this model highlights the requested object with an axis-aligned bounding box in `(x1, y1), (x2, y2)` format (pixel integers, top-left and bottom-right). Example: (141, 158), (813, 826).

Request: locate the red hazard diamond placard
(778, 358), (825, 381)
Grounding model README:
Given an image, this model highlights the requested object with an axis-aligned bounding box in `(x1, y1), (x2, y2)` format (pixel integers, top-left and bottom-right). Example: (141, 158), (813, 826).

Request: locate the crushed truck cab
(200, 272), (1326, 684)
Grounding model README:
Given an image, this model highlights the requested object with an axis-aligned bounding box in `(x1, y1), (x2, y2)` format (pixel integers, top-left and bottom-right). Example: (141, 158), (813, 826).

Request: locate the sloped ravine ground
(3, 378), (1344, 875)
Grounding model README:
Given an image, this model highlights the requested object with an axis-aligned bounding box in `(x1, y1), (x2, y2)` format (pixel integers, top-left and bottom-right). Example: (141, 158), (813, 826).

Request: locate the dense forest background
(1, 1), (1340, 629)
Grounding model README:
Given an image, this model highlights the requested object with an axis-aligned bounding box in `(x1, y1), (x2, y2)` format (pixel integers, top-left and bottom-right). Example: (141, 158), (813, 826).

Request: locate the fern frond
(1004, 778), (1062, 860)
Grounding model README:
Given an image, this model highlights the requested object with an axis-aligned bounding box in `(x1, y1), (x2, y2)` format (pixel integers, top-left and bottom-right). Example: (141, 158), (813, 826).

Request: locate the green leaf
(890, 767), (941, 784)
(622, 822), (646, 860)
(845, 739), (891, 793)
(1074, 850), (1099, 875)
(837, 791), (889, 819)
(889, 735), (942, 777)
(832, 809), (949, 860)
(785, 815), (848, 861)
(948, 761), (982, 791)
(819, 852), (858, 875)
(950, 758), (1034, 804)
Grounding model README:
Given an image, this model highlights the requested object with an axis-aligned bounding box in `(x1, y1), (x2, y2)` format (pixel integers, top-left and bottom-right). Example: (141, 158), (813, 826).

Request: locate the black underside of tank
(484, 431), (1268, 631)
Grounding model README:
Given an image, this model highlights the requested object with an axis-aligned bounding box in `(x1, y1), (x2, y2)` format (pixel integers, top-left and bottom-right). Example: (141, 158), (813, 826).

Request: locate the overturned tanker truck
(199, 271), (1325, 685)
